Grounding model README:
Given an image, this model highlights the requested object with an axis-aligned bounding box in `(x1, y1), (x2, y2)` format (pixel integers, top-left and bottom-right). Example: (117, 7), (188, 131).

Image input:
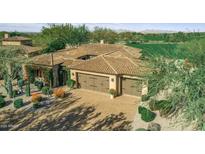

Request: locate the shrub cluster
(41, 86), (50, 95)
(14, 99), (24, 109)
(34, 80), (44, 90)
(108, 89), (117, 96)
(149, 99), (174, 117)
(66, 79), (75, 88)
(0, 96), (6, 108)
(12, 90), (18, 98)
(54, 88), (65, 98)
(138, 106), (156, 122)
(141, 94), (150, 102)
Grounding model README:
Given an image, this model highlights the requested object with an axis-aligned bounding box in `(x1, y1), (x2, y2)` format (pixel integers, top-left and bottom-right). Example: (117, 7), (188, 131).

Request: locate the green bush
(149, 99), (169, 111)
(138, 106), (156, 122)
(66, 79), (75, 88)
(17, 79), (24, 89)
(48, 89), (53, 95)
(34, 80), (44, 90)
(12, 90), (18, 98)
(108, 89), (117, 96)
(0, 96), (6, 108)
(33, 102), (41, 109)
(141, 94), (150, 101)
(149, 100), (174, 117)
(135, 128), (147, 131)
(202, 123), (205, 131)
(14, 99), (24, 109)
(41, 86), (50, 95)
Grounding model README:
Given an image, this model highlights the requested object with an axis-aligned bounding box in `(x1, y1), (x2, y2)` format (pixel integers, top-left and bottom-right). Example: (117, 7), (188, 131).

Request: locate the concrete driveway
(68, 89), (140, 130)
(0, 88), (140, 131)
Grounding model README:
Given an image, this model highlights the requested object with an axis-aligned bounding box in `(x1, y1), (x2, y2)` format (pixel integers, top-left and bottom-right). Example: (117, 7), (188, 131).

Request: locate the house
(1, 33), (42, 57)
(29, 44), (149, 97)
(2, 33), (32, 46)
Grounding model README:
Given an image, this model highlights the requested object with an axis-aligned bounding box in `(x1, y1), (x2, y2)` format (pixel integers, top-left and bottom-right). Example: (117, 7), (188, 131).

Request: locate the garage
(121, 77), (142, 96)
(78, 73), (109, 93)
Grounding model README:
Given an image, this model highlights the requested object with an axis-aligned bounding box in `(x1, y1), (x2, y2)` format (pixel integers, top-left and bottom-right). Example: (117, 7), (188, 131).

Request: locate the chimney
(100, 40), (104, 44)
(4, 33), (9, 39)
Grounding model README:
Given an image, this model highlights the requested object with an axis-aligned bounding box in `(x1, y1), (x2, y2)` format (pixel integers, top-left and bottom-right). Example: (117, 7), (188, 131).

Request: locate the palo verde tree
(33, 24), (90, 53)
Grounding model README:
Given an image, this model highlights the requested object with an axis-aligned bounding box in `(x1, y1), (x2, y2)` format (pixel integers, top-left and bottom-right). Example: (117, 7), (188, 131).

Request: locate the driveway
(0, 89), (140, 131)
(70, 89), (140, 130)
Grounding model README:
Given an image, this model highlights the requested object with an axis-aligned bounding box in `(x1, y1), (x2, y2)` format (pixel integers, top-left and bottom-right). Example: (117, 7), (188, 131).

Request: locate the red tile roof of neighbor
(31, 43), (148, 76)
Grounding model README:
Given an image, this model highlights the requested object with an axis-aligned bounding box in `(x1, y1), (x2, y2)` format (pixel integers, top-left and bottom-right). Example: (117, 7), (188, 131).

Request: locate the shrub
(48, 89), (53, 95)
(14, 99), (24, 109)
(149, 99), (168, 111)
(54, 88), (65, 98)
(41, 86), (50, 95)
(66, 79), (75, 88)
(147, 123), (161, 131)
(0, 96), (5, 108)
(17, 79), (24, 91)
(34, 80), (44, 90)
(33, 102), (41, 109)
(141, 94), (150, 102)
(138, 106), (156, 122)
(135, 128), (147, 131)
(12, 90), (18, 98)
(202, 123), (205, 131)
(108, 89), (117, 96)
(149, 100), (174, 117)
(31, 94), (42, 103)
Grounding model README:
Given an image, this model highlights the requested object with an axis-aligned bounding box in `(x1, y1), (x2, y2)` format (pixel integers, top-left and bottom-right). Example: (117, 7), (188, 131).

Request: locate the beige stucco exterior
(70, 69), (118, 93)
(70, 69), (148, 97)
(2, 40), (32, 46)
(2, 41), (21, 46)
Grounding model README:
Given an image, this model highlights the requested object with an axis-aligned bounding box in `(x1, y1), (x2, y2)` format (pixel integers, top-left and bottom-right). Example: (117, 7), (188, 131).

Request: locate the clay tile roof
(3, 36), (31, 41)
(31, 43), (149, 76)
(103, 56), (148, 76)
(69, 56), (117, 74)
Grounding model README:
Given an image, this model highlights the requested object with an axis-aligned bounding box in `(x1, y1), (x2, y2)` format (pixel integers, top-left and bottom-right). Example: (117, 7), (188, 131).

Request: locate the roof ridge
(122, 46), (141, 67)
(101, 56), (118, 74)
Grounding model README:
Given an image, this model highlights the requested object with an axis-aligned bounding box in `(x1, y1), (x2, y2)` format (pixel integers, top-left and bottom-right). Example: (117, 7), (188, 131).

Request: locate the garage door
(78, 73), (109, 93)
(122, 78), (142, 96)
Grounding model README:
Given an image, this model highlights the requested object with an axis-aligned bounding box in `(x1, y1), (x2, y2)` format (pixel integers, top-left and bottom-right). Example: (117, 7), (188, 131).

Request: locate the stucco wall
(70, 69), (147, 97)
(141, 80), (148, 95)
(2, 41), (21, 46)
(70, 69), (118, 93)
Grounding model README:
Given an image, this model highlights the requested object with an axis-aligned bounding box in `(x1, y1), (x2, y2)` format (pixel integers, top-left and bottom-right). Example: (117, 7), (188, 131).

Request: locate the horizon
(0, 23), (205, 33)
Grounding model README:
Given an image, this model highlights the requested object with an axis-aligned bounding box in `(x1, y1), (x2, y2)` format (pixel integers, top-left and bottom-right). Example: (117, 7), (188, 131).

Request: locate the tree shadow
(86, 112), (132, 131)
(0, 93), (132, 131)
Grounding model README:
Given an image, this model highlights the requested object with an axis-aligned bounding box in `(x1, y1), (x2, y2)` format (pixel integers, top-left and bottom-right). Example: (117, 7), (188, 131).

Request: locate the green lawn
(127, 43), (187, 59)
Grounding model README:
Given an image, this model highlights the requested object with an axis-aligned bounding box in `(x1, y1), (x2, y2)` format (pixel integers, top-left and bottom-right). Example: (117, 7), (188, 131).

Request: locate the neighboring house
(2, 33), (32, 46)
(29, 44), (149, 97)
(1, 33), (42, 57)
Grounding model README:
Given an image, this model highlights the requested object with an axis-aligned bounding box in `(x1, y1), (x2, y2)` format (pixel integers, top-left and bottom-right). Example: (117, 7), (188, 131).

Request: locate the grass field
(127, 43), (187, 59)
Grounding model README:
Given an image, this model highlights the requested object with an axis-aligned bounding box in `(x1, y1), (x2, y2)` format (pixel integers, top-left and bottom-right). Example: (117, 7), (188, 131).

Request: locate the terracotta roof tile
(69, 56), (117, 74)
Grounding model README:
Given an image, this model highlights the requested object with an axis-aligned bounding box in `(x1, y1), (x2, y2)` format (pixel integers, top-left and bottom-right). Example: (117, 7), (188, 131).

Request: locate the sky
(0, 23), (205, 32)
